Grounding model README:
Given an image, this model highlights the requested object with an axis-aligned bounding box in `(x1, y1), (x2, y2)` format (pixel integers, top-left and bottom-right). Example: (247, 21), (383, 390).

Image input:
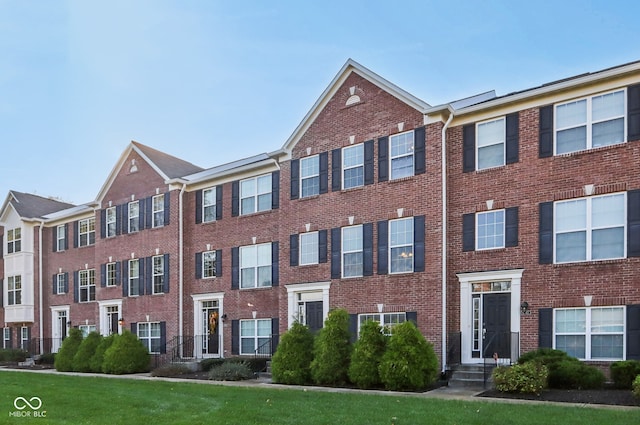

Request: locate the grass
(1, 370), (638, 424)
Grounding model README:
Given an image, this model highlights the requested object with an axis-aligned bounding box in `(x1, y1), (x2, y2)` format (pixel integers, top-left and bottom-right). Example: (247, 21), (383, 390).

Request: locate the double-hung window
(389, 218), (413, 273)
(152, 194), (164, 228)
(476, 117), (505, 170)
(3, 328), (10, 349)
(390, 131), (414, 180)
(56, 273), (66, 294)
(128, 259), (140, 296)
(7, 228), (21, 254)
(240, 243), (272, 288)
(106, 262), (117, 287)
(342, 225), (363, 278)
(202, 251), (217, 278)
(78, 218), (95, 247)
(128, 201), (139, 233)
(240, 319), (271, 355)
(202, 187), (216, 223)
(555, 89), (625, 155)
(359, 313), (406, 336)
(56, 225), (66, 251)
(152, 255), (164, 294)
(105, 207), (117, 237)
(300, 156), (320, 198)
(342, 144), (364, 189)
(79, 325), (96, 337)
(554, 193), (625, 263)
(7, 276), (22, 305)
(555, 307), (624, 360)
(300, 232), (319, 265)
(137, 322), (162, 353)
(477, 210), (505, 250)
(79, 269), (96, 302)
(241, 175), (272, 215)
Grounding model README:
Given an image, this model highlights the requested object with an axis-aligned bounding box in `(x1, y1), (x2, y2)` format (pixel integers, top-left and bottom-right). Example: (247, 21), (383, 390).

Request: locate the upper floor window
(202, 187), (216, 223)
(390, 131), (414, 180)
(128, 259), (140, 296)
(300, 156), (320, 198)
(342, 144), (364, 189)
(106, 262), (117, 287)
(476, 209), (505, 250)
(389, 218), (414, 274)
(240, 243), (272, 288)
(7, 276), (22, 305)
(152, 195), (165, 228)
(137, 322), (162, 353)
(105, 207), (117, 238)
(476, 117), (505, 170)
(299, 232), (319, 266)
(202, 251), (217, 279)
(555, 89), (625, 155)
(240, 319), (271, 355)
(241, 175), (272, 215)
(56, 225), (66, 251)
(56, 273), (66, 294)
(78, 269), (96, 302)
(342, 225), (363, 278)
(7, 228), (21, 254)
(554, 307), (624, 360)
(152, 255), (165, 294)
(78, 218), (95, 247)
(128, 201), (139, 233)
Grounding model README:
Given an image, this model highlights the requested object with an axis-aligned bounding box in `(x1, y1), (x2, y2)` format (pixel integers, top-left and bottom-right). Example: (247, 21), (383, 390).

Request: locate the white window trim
(202, 251), (217, 279)
(78, 217), (95, 247)
(152, 255), (164, 294)
(358, 312), (407, 336)
(7, 228), (21, 254)
(342, 225), (363, 278)
(106, 206), (117, 238)
(389, 218), (414, 274)
(240, 243), (272, 289)
(78, 269), (96, 302)
(239, 318), (272, 355)
(128, 259), (140, 297)
(240, 174), (272, 215)
(128, 201), (139, 233)
(299, 232), (319, 266)
(152, 194), (164, 228)
(475, 117), (506, 170)
(342, 144), (364, 190)
(7, 275), (22, 305)
(300, 155), (320, 198)
(106, 262), (117, 287)
(56, 225), (66, 251)
(137, 322), (162, 354)
(202, 187), (216, 223)
(476, 209), (506, 251)
(389, 130), (415, 180)
(56, 273), (65, 294)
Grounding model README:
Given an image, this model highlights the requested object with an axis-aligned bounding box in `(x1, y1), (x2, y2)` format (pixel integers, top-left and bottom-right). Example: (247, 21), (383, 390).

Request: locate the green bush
(208, 361), (254, 381)
(73, 332), (103, 372)
(35, 352), (55, 365)
(610, 360), (640, 389)
(0, 348), (28, 363)
(54, 328), (83, 371)
(493, 362), (548, 395)
(632, 375), (640, 399)
(378, 321), (439, 391)
(550, 359), (605, 389)
(271, 321), (314, 385)
(348, 320), (387, 389)
(102, 330), (150, 374)
(200, 358), (225, 372)
(518, 348), (573, 370)
(90, 334), (115, 373)
(311, 309), (352, 386)
(151, 363), (193, 377)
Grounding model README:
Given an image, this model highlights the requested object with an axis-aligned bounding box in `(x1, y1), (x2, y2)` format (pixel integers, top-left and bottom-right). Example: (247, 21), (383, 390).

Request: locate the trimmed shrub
(271, 321), (314, 385)
(311, 309), (352, 386)
(208, 361), (253, 381)
(550, 359), (605, 389)
(348, 319), (387, 389)
(90, 334), (115, 373)
(54, 328), (83, 372)
(102, 330), (150, 374)
(200, 358), (225, 372)
(493, 362), (548, 395)
(35, 352), (55, 365)
(610, 360), (640, 389)
(379, 321), (439, 391)
(0, 349), (28, 363)
(73, 332), (102, 372)
(518, 348), (573, 370)
(151, 363), (193, 377)
(633, 375), (640, 399)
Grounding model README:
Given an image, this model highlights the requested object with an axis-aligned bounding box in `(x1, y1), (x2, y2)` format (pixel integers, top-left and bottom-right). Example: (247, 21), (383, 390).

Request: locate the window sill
(339, 185), (365, 194)
(298, 263), (320, 268)
(553, 258), (626, 267)
(471, 248), (507, 254)
(388, 176), (415, 184)
(297, 194), (320, 201)
(554, 141), (626, 158)
(238, 209), (275, 218)
(238, 286), (274, 291)
(474, 164), (507, 174)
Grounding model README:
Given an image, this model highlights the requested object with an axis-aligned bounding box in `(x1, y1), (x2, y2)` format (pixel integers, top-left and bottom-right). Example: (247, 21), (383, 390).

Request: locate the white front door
(51, 307), (69, 353)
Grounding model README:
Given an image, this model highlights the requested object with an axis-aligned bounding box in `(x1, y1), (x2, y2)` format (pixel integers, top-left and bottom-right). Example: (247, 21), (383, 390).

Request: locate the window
(300, 232), (319, 265)
(555, 307), (624, 360)
(137, 322), (162, 353)
(152, 195), (164, 228)
(128, 259), (140, 296)
(21, 327), (29, 350)
(555, 89), (625, 155)
(3, 328), (10, 349)
(79, 325), (96, 337)
(342, 144), (364, 189)
(554, 193), (625, 263)
(78, 218), (96, 247)
(202, 187), (216, 223)
(106, 262), (117, 287)
(476, 117), (505, 169)
(79, 269), (96, 302)
(105, 207), (117, 237)
(7, 228), (21, 254)
(240, 243), (272, 288)
(300, 156), (319, 198)
(241, 175), (272, 215)
(7, 276), (22, 305)
(240, 319), (271, 355)
(152, 255), (164, 294)
(476, 210), (505, 250)
(56, 273), (66, 294)
(202, 251), (217, 278)
(128, 201), (139, 233)
(359, 313), (406, 336)
(389, 218), (413, 274)
(56, 225), (66, 251)
(342, 225), (363, 278)
(390, 131), (414, 180)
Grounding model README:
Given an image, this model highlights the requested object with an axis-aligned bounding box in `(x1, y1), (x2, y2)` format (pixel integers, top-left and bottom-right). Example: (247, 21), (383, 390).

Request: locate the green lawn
(0, 370), (638, 424)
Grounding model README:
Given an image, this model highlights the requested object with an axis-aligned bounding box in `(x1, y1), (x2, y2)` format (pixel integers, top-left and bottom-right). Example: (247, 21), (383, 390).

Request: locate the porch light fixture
(118, 318), (125, 326)
(520, 301), (531, 315)
(221, 314), (228, 322)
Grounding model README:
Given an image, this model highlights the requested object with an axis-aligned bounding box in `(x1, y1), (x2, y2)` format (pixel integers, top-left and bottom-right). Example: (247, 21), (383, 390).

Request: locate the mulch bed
(478, 388), (640, 407)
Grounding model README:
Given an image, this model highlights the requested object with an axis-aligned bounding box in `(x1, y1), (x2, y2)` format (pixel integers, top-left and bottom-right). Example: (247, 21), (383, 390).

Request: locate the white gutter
(178, 183), (186, 356)
(441, 110), (454, 373)
(38, 219), (45, 354)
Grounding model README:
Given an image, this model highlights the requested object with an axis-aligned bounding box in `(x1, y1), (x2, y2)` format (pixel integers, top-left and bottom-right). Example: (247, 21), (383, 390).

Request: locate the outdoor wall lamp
(221, 314), (228, 322)
(118, 318), (125, 326)
(520, 301), (531, 315)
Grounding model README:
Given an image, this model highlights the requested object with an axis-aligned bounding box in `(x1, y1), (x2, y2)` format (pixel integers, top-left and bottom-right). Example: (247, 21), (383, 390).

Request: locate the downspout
(37, 219), (45, 355)
(178, 183), (186, 356)
(441, 109), (454, 373)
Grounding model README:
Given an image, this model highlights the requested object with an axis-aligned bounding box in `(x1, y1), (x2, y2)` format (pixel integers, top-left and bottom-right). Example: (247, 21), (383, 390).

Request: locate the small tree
(102, 330), (150, 374)
(348, 319), (387, 389)
(311, 308), (352, 386)
(73, 331), (103, 372)
(90, 334), (115, 373)
(54, 328), (83, 372)
(378, 321), (438, 391)
(271, 322), (314, 385)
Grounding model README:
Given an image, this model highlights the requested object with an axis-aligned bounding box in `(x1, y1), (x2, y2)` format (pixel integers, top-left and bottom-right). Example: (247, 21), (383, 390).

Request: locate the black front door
(482, 293), (511, 359)
(306, 301), (324, 333)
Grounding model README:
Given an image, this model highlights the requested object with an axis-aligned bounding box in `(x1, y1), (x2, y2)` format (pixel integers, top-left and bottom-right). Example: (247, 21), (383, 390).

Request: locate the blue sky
(1, 0), (639, 204)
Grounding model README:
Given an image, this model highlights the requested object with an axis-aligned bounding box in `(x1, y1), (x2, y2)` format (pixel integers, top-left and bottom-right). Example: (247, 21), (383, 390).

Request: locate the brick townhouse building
(1, 59), (639, 375)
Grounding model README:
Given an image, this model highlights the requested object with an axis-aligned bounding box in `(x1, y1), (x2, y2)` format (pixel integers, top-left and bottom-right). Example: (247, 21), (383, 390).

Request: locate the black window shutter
(141, 197), (149, 230)
(271, 318), (279, 354)
(164, 192), (170, 225)
(271, 171), (280, 210)
(627, 189), (640, 257)
(216, 249), (222, 277)
(231, 247), (239, 289)
(73, 221), (79, 248)
(159, 322), (167, 354)
(115, 205), (122, 236)
(364, 140), (374, 185)
(52, 227), (58, 252)
(122, 260), (129, 297)
(195, 252), (203, 279)
(73, 271), (79, 303)
(100, 263), (106, 287)
(64, 273), (69, 293)
(505, 207), (519, 247)
(64, 224), (69, 249)
(271, 241), (279, 287)
(100, 210), (106, 239)
(121, 204), (129, 235)
(462, 123), (475, 172)
(231, 181), (240, 217)
(378, 136), (389, 182)
(413, 215), (425, 272)
(231, 320), (239, 355)
(0, 280), (3, 307)
(377, 220), (388, 275)
(406, 311), (418, 325)
(115, 262), (121, 286)
(216, 185), (223, 220)
(290, 159), (300, 200)
(318, 229), (328, 263)
(414, 126), (426, 175)
(626, 304), (640, 360)
(52, 274), (57, 294)
(349, 314), (358, 343)
(539, 105), (554, 158)
(538, 308), (553, 348)
(319, 152), (328, 194)
(539, 202), (554, 264)
(331, 227), (341, 279)
(462, 213), (475, 252)
(628, 83), (640, 142)
(163, 253), (170, 293)
(505, 112), (519, 164)
(131, 322), (137, 335)
(140, 257), (148, 296)
(195, 190), (203, 224)
(289, 234), (299, 267)
(363, 223), (373, 276)
(331, 148), (342, 191)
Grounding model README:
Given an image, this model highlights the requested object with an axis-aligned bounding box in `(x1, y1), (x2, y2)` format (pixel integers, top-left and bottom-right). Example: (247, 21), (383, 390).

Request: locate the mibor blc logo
(9, 396), (46, 418)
